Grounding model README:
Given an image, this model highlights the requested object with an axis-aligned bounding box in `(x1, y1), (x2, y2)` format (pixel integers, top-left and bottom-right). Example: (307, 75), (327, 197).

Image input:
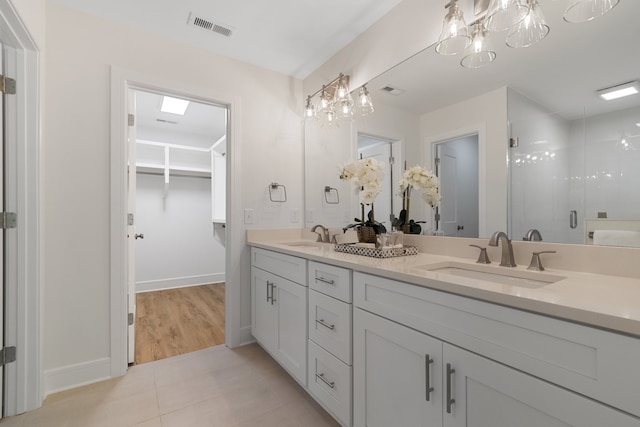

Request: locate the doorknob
(135, 233), (144, 240)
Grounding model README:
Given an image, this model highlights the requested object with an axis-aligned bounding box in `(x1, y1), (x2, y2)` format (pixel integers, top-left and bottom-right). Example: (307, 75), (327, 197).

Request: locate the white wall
(43, 3), (302, 392)
(135, 174), (224, 292)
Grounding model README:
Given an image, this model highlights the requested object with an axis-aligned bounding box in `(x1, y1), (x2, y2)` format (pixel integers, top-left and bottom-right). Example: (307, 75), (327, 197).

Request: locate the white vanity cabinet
(251, 248), (307, 386)
(307, 261), (353, 427)
(353, 271), (640, 427)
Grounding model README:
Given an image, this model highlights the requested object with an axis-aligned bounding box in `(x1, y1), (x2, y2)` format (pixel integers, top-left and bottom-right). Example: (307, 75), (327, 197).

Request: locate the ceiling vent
(156, 118), (178, 125)
(187, 12), (234, 37)
(380, 85), (405, 96)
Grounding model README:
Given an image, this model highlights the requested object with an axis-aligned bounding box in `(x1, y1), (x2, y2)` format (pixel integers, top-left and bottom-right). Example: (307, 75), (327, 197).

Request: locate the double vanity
(248, 229), (640, 427)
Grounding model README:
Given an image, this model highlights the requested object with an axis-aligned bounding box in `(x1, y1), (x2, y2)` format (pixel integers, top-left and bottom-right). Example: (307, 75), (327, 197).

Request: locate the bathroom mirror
(304, 0), (640, 244)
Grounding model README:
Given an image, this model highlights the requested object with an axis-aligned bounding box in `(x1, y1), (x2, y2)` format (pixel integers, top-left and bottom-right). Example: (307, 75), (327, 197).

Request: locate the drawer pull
(315, 318), (336, 330)
(425, 355), (434, 401)
(446, 363), (455, 414)
(315, 276), (335, 285)
(315, 372), (335, 389)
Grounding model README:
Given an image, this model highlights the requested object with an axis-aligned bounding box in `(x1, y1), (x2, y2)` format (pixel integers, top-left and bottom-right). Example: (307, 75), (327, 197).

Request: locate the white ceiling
(49, 0), (403, 79)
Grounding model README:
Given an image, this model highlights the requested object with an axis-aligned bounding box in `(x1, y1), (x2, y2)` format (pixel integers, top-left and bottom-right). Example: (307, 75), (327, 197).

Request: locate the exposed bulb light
(161, 96), (190, 115)
(461, 21), (496, 68)
(435, 0), (471, 56)
(355, 85), (375, 116)
(304, 96), (315, 118)
(485, 0), (529, 32)
(506, 0), (549, 48)
(563, 0), (620, 23)
(597, 81), (640, 101)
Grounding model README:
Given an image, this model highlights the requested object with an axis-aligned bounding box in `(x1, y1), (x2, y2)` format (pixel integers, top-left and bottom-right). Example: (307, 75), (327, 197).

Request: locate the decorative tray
(334, 244), (418, 258)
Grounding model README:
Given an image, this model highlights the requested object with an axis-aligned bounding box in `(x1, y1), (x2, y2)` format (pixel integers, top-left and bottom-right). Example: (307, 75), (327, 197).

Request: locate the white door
(127, 89), (137, 364)
(358, 138), (392, 229)
(0, 44), (5, 418)
(353, 308), (443, 427)
(274, 277), (307, 385)
(435, 135), (479, 237)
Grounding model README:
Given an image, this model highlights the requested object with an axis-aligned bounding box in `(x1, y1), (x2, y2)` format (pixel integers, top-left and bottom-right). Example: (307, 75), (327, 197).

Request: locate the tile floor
(0, 344), (341, 427)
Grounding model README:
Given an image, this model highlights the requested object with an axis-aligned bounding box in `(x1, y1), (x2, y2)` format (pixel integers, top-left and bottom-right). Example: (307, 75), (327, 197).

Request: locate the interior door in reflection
(435, 135), (479, 238)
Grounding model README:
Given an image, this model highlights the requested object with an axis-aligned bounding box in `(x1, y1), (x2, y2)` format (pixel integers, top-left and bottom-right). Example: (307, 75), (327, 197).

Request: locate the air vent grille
(380, 85), (404, 96)
(156, 118), (178, 125)
(188, 12), (234, 38)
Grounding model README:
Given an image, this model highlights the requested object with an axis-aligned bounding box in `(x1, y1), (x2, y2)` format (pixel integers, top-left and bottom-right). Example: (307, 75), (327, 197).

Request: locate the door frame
(424, 123), (487, 238)
(0, 1), (42, 416)
(110, 68), (240, 376)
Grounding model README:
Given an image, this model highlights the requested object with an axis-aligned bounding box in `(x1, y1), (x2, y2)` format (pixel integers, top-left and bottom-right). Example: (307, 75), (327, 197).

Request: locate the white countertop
(248, 231), (640, 338)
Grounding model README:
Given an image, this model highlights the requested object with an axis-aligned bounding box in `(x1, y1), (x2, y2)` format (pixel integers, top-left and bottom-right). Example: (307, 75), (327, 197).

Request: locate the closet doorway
(129, 89), (228, 364)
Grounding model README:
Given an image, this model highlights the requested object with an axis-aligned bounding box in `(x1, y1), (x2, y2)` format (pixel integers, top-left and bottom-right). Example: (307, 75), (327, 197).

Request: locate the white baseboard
(136, 273), (225, 293)
(238, 325), (255, 347)
(44, 357), (112, 397)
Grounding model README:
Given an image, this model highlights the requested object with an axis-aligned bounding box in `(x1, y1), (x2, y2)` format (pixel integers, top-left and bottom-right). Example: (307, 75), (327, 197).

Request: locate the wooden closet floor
(135, 283), (225, 365)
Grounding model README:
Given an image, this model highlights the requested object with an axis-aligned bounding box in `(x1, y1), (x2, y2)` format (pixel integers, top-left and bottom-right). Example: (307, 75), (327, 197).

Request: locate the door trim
(110, 67), (242, 377)
(0, 1), (42, 415)
(424, 123), (487, 238)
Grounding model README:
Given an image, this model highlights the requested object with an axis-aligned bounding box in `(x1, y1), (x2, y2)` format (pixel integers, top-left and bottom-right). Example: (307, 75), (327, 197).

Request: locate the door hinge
(128, 114), (135, 126)
(1, 212), (17, 229)
(435, 157), (441, 166)
(435, 212), (441, 222)
(0, 347), (17, 366)
(510, 137), (519, 148)
(389, 156), (394, 165)
(0, 75), (16, 95)
(128, 313), (134, 326)
(128, 213), (135, 226)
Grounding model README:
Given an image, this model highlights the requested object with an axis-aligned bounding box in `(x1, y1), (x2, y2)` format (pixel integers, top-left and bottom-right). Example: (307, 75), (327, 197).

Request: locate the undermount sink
(415, 261), (565, 289)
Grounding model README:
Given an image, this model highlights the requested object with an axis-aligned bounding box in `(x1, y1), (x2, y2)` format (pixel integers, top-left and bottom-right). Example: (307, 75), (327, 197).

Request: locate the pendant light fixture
(304, 96), (315, 118)
(506, 0), (549, 48)
(435, 0), (471, 56)
(355, 85), (375, 116)
(563, 0), (620, 23)
(485, 0), (529, 32)
(461, 20), (496, 68)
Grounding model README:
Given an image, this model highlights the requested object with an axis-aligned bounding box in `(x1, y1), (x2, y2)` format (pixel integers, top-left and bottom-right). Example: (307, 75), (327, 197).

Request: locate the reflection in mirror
(304, 0), (640, 245)
(358, 134), (394, 229)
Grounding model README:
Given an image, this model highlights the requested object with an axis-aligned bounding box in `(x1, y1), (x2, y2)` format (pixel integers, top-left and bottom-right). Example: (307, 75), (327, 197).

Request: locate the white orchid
(340, 158), (384, 205)
(398, 165), (441, 208)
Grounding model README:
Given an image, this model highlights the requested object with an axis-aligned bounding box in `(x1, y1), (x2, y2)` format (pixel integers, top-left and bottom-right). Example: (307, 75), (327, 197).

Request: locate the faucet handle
(527, 250), (556, 271)
(469, 244), (491, 264)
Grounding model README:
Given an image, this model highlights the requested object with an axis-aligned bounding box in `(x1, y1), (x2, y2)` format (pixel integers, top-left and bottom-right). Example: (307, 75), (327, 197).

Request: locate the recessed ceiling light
(597, 81), (640, 101)
(161, 96), (190, 115)
(636, 122), (640, 128)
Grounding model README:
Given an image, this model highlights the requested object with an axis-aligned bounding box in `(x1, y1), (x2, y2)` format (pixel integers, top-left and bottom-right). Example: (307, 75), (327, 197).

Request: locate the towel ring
(268, 182), (287, 203)
(324, 186), (339, 204)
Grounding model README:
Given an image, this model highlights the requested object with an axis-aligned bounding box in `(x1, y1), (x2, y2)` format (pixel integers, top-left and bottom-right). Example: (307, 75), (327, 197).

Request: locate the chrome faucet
(523, 229), (542, 241)
(311, 224), (330, 243)
(488, 231), (517, 267)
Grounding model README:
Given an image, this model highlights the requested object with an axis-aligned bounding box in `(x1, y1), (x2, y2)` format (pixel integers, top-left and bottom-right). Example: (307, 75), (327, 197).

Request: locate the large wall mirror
(304, 1), (640, 245)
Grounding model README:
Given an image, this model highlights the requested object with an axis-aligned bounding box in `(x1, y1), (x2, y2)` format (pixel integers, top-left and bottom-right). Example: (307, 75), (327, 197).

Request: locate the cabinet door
(353, 309), (443, 427)
(443, 343), (640, 427)
(251, 267), (276, 350)
(275, 276), (308, 386)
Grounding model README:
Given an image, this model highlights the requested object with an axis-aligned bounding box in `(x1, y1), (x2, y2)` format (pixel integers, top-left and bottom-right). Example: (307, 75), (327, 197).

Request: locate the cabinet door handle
(266, 281), (272, 303)
(271, 284), (276, 305)
(315, 318), (335, 330)
(425, 355), (434, 401)
(446, 363), (456, 414)
(315, 372), (335, 389)
(315, 276), (335, 285)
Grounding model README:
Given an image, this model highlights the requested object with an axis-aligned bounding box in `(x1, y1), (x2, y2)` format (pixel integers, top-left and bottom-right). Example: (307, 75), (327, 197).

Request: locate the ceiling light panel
(597, 81), (640, 101)
(161, 96), (190, 115)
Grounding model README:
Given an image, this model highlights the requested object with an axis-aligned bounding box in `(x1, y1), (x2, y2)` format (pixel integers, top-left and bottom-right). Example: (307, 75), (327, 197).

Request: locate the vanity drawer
(353, 271), (640, 418)
(308, 340), (352, 427)
(251, 247), (306, 285)
(308, 261), (351, 302)
(309, 289), (352, 364)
